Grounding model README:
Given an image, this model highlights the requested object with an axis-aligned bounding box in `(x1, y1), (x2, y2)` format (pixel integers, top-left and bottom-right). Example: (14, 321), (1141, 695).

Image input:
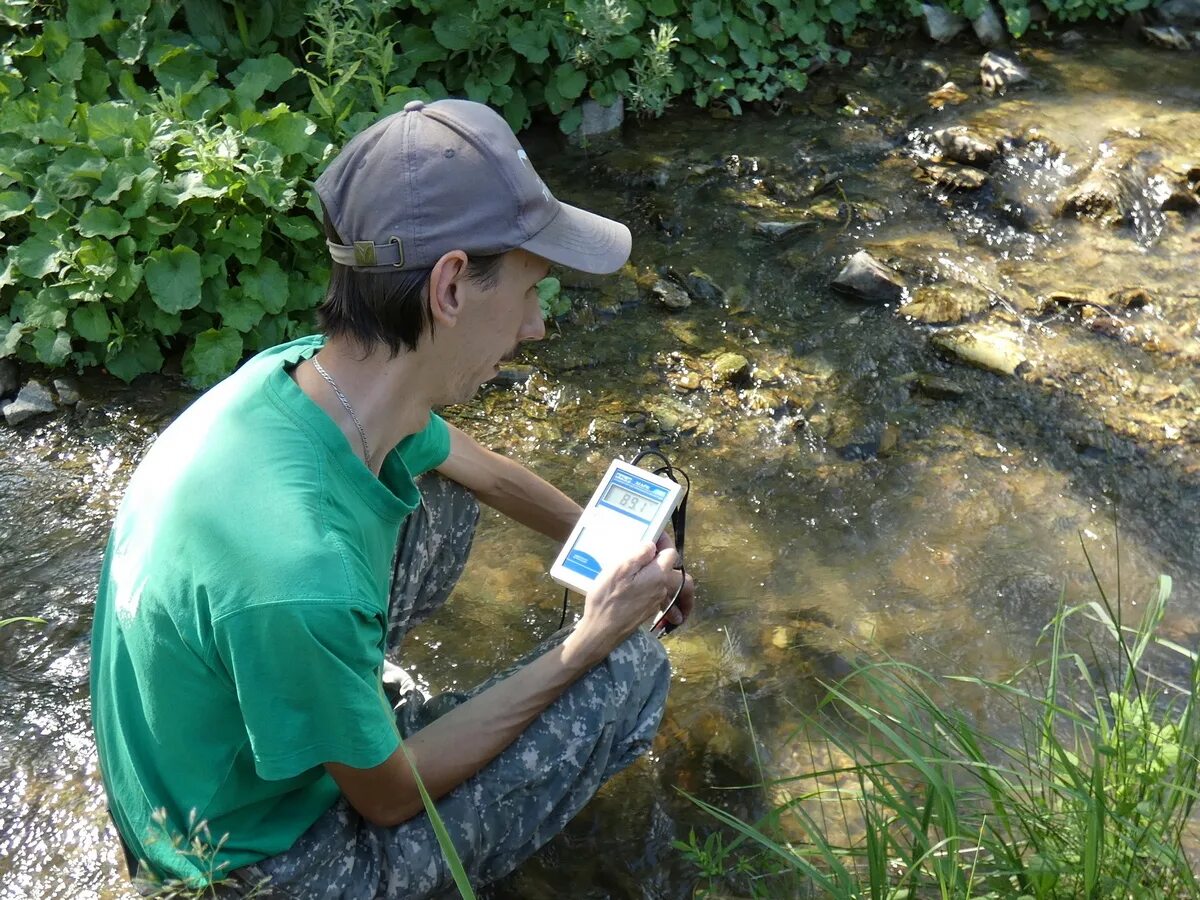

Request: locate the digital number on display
(603, 485), (657, 518)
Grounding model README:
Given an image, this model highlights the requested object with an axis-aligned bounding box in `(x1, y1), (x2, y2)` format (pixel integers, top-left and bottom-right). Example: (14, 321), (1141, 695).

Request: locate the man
(90, 98), (695, 898)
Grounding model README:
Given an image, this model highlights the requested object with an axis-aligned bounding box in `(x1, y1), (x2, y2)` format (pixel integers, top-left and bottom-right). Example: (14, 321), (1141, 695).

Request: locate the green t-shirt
(90, 335), (452, 885)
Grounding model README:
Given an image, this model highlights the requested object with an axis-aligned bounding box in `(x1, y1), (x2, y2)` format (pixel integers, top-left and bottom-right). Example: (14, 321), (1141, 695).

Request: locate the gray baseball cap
(314, 98), (631, 275)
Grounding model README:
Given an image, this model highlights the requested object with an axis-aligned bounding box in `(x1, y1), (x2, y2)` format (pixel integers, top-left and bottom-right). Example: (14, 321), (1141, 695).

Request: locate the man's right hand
(566, 542), (679, 666)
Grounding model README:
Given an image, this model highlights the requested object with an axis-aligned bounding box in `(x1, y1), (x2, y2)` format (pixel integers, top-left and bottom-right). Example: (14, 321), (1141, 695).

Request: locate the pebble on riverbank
(3, 380), (57, 426)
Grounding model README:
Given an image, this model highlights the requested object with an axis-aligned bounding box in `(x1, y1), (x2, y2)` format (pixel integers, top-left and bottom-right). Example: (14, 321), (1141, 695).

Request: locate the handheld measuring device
(551, 459), (685, 597)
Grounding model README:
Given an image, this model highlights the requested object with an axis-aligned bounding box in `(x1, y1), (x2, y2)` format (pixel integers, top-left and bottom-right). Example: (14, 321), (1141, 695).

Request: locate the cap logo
(517, 149), (552, 203)
(353, 241), (377, 266)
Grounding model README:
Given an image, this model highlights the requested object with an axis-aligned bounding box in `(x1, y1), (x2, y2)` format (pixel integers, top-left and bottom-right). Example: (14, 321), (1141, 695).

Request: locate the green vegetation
(678, 566), (1200, 897)
(0, 0), (1163, 386)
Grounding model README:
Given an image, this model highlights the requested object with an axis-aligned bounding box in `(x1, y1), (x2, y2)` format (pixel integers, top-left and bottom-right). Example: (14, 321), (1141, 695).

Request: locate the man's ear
(428, 251), (469, 327)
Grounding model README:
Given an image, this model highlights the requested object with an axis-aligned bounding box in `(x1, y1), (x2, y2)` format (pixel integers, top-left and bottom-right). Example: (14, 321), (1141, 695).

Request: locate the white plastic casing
(551, 459), (684, 595)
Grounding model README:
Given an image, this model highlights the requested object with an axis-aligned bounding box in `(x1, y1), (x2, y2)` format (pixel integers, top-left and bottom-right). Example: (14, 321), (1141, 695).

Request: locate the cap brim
(519, 202), (631, 275)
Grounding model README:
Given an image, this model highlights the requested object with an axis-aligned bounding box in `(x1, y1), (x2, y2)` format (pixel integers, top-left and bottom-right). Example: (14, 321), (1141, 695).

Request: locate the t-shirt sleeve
(396, 412), (451, 476)
(212, 600), (400, 781)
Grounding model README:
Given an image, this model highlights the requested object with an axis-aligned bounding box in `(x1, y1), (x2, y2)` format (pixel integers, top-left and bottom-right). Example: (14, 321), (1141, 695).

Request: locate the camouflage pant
(232, 475), (671, 899)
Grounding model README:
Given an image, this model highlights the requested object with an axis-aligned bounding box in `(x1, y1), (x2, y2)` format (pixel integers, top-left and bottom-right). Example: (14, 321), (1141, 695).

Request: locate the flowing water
(2, 31), (1199, 899)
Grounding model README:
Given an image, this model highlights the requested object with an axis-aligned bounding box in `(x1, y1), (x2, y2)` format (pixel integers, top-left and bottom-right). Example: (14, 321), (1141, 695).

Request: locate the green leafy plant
(536, 275), (571, 319)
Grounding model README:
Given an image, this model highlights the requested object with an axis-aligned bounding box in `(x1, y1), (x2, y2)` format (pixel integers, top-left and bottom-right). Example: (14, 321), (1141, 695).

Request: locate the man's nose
(519, 308), (546, 343)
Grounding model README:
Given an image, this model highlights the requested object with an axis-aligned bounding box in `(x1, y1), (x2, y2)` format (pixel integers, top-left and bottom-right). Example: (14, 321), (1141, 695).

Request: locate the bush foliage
(0, 0), (1159, 386)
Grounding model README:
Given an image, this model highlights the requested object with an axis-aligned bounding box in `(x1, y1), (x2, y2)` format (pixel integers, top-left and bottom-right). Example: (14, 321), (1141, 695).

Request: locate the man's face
(448, 248), (549, 404)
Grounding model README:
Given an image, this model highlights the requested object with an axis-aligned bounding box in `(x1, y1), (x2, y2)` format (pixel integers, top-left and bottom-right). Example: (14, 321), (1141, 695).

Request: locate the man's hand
(566, 541), (682, 665)
(652, 531), (695, 632)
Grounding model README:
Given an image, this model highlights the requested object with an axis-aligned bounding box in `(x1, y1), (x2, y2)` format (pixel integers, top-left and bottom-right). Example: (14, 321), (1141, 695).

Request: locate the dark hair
(317, 208), (505, 357)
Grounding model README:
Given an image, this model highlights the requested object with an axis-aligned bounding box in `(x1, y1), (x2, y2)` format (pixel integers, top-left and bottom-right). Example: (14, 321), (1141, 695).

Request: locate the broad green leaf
(463, 74), (491, 104)
(12, 235), (63, 278)
(13, 287), (69, 330)
(502, 91), (530, 132)
(144, 246), (203, 313)
(554, 64), (587, 101)
(33, 328), (72, 365)
(86, 102), (148, 154)
(159, 171), (227, 207)
(1, 321), (23, 357)
(239, 258), (288, 314)
(398, 26), (449, 69)
(72, 304), (111, 342)
(148, 42), (217, 95)
(607, 34), (641, 59)
(105, 332), (163, 382)
(647, 0), (678, 13)
(47, 41), (86, 84)
(136, 296), (182, 336)
(95, 157), (156, 205)
(77, 206), (130, 239)
(0, 190), (31, 222)
(432, 13), (475, 51)
(829, 0), (860, 25)
(75, 239), (120, 280)
(230, 54), (296, 105)
(1005, 4), (1031, 36)
(691, 0), (724, 38)
(275, 215), (319, 241)
(67, 0), (115, 38)
(249, 107), (317, 156)
(507, 22), (549, 63)
(183, 327), (243, 387)
(559, 106), (583, 135)
(117, 13), (150, 64)
(217, 289), (266, 332)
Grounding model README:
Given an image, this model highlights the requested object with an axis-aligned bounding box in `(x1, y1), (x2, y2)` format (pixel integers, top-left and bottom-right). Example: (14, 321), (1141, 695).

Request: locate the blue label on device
(562, 549), (601, 581)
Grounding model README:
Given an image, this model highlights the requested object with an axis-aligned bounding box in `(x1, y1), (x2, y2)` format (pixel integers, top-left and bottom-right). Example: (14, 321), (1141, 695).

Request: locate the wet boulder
(931, 126), (1003, 167)
(52, 377), (81, 406)
(922, 3), (968, 41)
(831, 251), (906, 302)
(932, 328), (1029, 376)
(684, 270), (725, 304)
(755, 219), (818, 238)
(927, 81), (969, 109)
(3, 380), (57, 426)
(712, 352), (751, 385)
(911, 373), (966, 400)
(1142, 25), (1193, 49)
(650, 278), (691, 311)
(990, 139), (1069, 231)
(1057, 136), (1149, 225)
(980, 51), (1031, 94)
(916, 162), (989, 191)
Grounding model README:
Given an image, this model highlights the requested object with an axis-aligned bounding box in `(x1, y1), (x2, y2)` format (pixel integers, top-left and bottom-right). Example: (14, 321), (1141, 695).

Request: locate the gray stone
(971, 2), (1008, 46)
(52, 377), (81, 405)
(900, 285), (991, 323)
(651, 278), (691, 311)
(487, 365), (535, 389)
(712, 352), (751, 385)
(922, 3), (968, 42)
(980, 51), (1031, 94)
(831, 251), (906, 302)
(917, 162), (990, 191)
(0, 359), (17, 399)
(755, 219), (819, 238)
(1142, 25), (1193, 49)
(1060, 29), (1087, 48)
(912, 374), (966, 400)
(577, 97), (623, 138)
(3, 380), (57, 426)
(1156, 0), (1200, 26)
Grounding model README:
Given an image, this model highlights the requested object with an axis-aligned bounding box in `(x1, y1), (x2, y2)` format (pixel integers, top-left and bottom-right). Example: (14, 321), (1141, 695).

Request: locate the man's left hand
(653, 531), (694, 631)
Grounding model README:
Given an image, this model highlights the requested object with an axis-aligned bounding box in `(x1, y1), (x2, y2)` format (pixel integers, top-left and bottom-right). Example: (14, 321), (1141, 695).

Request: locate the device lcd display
(603, 484), (659, 518)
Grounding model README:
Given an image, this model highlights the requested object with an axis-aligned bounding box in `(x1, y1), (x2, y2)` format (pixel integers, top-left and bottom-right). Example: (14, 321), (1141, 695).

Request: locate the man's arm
(436, 421), (581, 542)
(325, 540), (678, 827)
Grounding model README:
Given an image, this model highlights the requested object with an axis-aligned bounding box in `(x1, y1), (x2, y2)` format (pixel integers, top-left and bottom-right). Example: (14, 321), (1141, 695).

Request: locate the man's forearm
(470, 450), (581, 542)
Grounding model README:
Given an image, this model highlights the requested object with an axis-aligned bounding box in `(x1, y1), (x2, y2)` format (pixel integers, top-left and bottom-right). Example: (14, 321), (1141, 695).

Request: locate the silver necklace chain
(311, 357), (372, 466)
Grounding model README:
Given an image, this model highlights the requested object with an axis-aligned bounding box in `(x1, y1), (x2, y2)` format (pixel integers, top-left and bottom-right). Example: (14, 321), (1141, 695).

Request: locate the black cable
(557, 449), (690, 637)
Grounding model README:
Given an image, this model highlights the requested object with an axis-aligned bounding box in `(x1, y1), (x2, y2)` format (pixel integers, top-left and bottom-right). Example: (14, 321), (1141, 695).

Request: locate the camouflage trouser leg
(234, 475), (671, 899)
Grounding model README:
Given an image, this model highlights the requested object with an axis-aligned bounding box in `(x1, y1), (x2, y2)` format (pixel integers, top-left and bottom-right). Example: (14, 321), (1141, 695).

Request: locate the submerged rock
(1057, 135), (1149, 224)
(932, 329), (1029, 376)
(927, 81), (969, 109)
(1156, 0), (1200, 25)
(3, 380), (57, 426)
(755, 219), (818, 238)
(980, 51), (1031, 94)
(831, 251), (906, 302)
(912, 373), (966, 400)
(923, 3), (968, 41)
(931, 126), (1002, 167)
(488, 365), (535, 388)
(52, 377), (81, 406)
(684, 270), (725, 304)
(917, 162), (990, 191)
(651, 278), (691, 311)
(900, 284), (991, 323)
(712, 352), (751, 385)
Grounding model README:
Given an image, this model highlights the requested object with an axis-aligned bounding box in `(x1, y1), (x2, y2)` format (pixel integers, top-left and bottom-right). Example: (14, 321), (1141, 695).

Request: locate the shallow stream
(2, 29), (1198, 899)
